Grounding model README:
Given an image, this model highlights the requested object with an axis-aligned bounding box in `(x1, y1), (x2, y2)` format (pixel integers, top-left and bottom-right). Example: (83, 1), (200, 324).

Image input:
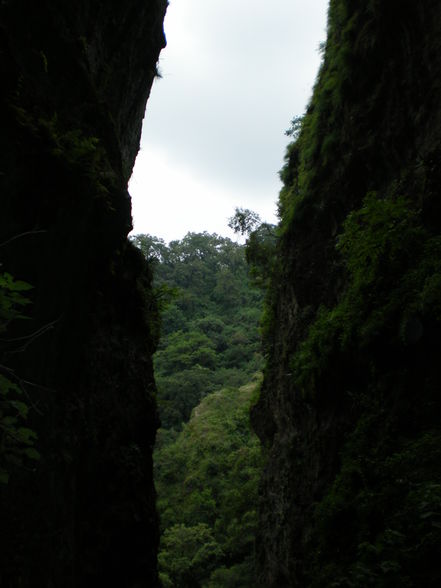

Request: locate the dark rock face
(0, 1), (166, 586)
(254, 1), (441, 586)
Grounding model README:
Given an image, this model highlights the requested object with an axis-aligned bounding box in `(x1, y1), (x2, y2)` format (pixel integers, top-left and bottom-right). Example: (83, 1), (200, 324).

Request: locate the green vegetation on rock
(0, 272), (38, 485)
(253, 1), (441, 586)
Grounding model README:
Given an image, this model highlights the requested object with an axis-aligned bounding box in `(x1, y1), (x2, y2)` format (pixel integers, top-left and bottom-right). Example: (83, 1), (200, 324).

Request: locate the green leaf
(16, 427), (38, 444)
(1, 415), (18, 427)
(0, 469), (10, 484)
(0, 374), (21, 396)
(9, 400), (29, 419)
(23, 447), (40, 460)
(0, 272), (32, 292)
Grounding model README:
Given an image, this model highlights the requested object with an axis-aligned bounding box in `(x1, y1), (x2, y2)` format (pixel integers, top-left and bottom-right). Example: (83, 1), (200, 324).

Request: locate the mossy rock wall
(0, 1), (167, 586)
(253, 1), (441, 586)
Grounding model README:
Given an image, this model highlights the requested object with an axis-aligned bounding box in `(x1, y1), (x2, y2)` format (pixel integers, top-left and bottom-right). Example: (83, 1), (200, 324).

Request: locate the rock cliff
(253, 1), (441, 586)
(0, 1), (167, 586)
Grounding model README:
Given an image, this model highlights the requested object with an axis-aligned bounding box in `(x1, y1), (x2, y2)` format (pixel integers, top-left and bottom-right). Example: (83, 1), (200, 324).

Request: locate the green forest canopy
(132, 231), (267, 587)
(132, 232), (265, 430)
(154, 379), (263, 588)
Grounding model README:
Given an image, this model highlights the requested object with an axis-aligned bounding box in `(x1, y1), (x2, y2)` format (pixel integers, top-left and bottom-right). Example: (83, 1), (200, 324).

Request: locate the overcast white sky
(129, 0), (329, 243)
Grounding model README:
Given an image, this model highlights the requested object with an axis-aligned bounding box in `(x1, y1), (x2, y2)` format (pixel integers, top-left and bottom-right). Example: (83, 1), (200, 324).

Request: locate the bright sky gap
(129, 0), (329, 243)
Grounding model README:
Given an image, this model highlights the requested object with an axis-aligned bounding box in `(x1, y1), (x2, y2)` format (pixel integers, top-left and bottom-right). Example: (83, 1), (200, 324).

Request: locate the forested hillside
(155, 380), (262, 587)
(133, 232), (265, 587)
(132, 232), (264, 429)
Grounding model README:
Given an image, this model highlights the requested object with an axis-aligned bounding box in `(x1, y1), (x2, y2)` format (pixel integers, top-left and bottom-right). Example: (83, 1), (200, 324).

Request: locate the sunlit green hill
(154, 377), (263, 588)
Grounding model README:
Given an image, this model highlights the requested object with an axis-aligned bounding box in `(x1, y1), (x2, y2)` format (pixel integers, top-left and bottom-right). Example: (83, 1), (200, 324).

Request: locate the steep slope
(253, 1), (441, 586)
(155, 379), (263, 587)
(0, 1), (166, 586)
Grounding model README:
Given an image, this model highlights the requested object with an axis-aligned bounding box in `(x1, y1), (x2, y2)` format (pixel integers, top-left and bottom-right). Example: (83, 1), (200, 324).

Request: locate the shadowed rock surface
(0, 1), (167, 586)
(253, 1), (441, 586)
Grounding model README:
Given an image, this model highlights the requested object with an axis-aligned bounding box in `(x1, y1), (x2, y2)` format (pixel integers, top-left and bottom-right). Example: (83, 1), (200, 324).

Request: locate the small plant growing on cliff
(0, 272), (39, 483)
(285, 114), (304, 139)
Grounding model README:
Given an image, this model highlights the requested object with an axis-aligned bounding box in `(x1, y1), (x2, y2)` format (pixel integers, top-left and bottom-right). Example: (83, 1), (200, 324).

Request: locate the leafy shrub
(0, 272), (39, 484)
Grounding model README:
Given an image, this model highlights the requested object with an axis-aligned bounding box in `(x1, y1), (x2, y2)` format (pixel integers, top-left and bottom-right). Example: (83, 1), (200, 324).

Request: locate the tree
(159, 523), (223, 588)
(130, 233), (168, 264)
(227, 208), (261, 236)
(245, 222), (277, 289)
(227, 209), (277, 289)
(285, 114), (304, 139)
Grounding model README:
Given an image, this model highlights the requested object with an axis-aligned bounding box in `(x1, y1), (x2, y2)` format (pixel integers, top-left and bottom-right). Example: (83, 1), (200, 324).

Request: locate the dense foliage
(154, 379), (263, 587)
(132, 231), (267, 587)
(132, 232), (264, 429)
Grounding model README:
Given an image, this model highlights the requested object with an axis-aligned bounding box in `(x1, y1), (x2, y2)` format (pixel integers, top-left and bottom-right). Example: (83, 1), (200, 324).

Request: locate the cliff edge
(253, 1), (441, 586)
(0, 1), (167, 586)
